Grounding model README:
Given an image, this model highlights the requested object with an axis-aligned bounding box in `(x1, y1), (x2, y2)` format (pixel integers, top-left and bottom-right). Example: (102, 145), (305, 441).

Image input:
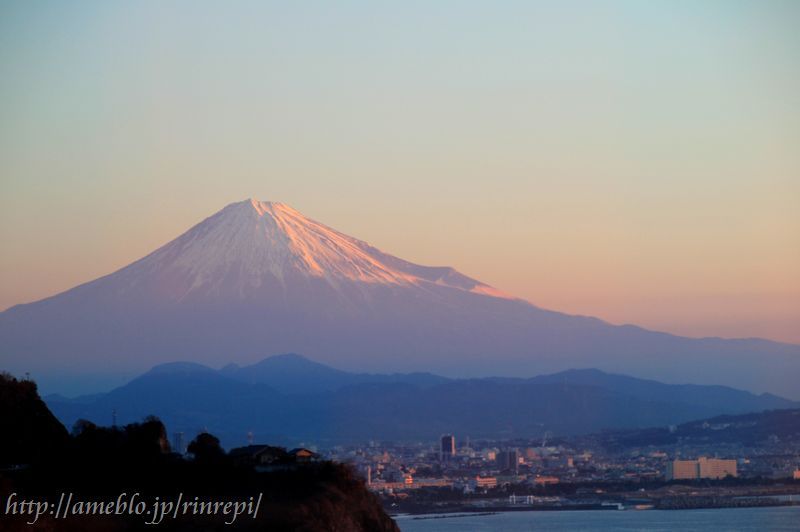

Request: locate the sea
(395, 506), (800, 531)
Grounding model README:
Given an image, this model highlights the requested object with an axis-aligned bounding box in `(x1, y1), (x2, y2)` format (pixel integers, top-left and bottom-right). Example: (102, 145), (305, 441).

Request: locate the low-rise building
(532, 475), (560, 486)
(471, 476), (498, 489)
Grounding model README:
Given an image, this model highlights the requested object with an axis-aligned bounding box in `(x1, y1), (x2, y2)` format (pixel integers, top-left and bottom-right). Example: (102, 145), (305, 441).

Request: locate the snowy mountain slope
(64, 199), (509, 303)
(1, 199), (799, 398)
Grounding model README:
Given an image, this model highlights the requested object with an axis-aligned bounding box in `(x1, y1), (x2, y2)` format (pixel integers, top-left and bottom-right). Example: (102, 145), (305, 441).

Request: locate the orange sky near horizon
(1, 1), (798, 344)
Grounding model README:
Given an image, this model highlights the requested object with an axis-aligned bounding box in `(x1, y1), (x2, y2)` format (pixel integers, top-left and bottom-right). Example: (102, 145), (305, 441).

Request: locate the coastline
(390, 496), (800, 517)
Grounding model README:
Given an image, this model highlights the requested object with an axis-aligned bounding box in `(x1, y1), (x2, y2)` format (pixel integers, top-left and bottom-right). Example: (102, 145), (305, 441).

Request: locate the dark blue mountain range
(45, 354), (797, 448)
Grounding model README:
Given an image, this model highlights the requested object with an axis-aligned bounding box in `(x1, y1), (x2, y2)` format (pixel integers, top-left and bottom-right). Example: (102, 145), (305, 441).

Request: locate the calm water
(395, 506), (800, 531)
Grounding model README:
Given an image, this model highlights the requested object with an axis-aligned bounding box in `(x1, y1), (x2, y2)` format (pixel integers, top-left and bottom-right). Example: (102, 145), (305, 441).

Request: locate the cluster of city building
(316, 432), (800, 495)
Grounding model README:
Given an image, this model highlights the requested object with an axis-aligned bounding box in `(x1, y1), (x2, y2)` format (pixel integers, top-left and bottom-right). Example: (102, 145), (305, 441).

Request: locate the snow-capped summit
(1, 199), (798, 399)
(118, 198), (510, 301)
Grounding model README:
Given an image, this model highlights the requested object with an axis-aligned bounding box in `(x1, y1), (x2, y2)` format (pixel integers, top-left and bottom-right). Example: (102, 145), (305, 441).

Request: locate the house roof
(229, 445), (287, 458)
(288, 447), (318, 457)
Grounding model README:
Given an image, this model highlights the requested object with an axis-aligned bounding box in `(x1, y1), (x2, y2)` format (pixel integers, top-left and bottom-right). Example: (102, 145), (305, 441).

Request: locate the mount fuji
(1, 199), (798, 397)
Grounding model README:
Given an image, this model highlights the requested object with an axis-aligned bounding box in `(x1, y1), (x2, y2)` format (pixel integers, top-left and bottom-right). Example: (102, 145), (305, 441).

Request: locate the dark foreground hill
(0, 373), (398, 532)
(46, 354), (798, 447)
(0, 371), (69, 466)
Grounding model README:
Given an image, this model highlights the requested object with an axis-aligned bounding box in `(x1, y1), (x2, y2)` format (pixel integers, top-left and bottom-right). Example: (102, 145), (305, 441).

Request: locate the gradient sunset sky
(1, 1), (798, 343)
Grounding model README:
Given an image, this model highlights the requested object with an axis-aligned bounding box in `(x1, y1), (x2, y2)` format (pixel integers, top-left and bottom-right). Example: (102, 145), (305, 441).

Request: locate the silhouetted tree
(187, 432), (225, 464)
(70, 415), (170, 470)
(124, 416), (171, 457)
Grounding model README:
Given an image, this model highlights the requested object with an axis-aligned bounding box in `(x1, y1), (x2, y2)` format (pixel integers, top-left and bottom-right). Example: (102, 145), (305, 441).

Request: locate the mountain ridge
(1, 199), (799, 398)
(45, 353), (799, 447)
